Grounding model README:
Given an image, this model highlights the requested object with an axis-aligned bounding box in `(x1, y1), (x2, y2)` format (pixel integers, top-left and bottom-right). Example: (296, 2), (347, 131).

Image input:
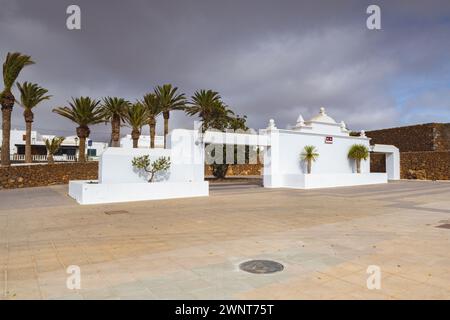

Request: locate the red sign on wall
(325, 136), (333, 144)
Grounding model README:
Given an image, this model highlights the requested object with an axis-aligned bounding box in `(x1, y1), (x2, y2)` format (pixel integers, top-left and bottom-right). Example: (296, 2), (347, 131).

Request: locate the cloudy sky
(1, 0), (449, 141)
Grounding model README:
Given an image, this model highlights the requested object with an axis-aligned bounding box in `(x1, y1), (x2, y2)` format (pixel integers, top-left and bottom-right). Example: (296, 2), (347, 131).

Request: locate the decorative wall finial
(295, 114), (305, 127)
(267, 119), (277, 130)
(320, 107), (326, 115)
(340, 121), (347, 130)
(360, 130), (366, 137)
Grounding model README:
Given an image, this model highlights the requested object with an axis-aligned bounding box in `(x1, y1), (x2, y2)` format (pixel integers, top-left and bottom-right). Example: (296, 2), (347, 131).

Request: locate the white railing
(9, 154), (77, 162)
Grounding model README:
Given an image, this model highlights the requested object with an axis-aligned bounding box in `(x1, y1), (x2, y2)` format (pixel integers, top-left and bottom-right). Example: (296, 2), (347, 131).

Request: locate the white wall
(264, 129), (372, 186)
(99, 129), (206, 184)
(99, 147), (172, 183)
(71, 129), (209, 204)
(69, 180), (209, 205)
(282, 173), (387, 189)
(120, 134), (164, 148)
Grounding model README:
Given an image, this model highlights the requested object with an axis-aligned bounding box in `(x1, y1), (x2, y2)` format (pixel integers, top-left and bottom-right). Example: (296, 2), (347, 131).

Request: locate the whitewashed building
(0, 129), (108, 161)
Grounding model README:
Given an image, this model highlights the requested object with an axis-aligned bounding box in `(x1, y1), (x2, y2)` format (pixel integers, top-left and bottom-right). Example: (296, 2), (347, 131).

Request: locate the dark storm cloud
(1, 0), (450, 141)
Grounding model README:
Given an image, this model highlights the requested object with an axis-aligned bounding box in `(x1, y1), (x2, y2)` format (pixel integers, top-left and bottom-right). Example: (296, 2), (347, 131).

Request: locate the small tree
(348, 144), (369, 173)
(132, 155), (171, 182)
(300, 145), (319, 174)
(44, 137), (65, 164)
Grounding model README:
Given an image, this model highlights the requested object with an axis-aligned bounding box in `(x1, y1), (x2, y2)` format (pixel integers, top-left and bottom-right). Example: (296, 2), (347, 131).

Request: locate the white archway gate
(370, 144), (401, 180)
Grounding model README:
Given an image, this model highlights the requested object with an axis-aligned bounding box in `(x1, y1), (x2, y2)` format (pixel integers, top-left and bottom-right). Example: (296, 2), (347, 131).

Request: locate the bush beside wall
(0, 162), (98, 189)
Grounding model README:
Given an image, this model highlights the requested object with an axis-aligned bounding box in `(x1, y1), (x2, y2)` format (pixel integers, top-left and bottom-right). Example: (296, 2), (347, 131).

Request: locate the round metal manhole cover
(239, 260), (284, 274)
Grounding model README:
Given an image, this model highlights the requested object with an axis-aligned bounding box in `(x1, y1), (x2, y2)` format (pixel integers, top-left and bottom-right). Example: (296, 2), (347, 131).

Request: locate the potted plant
(300, 145), (319, 174)
(348, 144), (369, 173)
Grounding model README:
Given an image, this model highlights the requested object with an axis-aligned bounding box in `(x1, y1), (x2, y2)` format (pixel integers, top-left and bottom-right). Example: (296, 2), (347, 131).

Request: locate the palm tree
(186, 90), (222, 132)
(17, 82), (51, 163)
(124, 102), (148, 148)
(44, 137), (65, 164)
(154, 84), (186, 148)
(52, 97), (103, 162)
(348, 144), (369, 173)
(141, 93), (162, 148)
(1, 52), (34, 166)
(300, 145), (319, 174)
(227, 114), (247, 131)
(100, 97), (129, 147)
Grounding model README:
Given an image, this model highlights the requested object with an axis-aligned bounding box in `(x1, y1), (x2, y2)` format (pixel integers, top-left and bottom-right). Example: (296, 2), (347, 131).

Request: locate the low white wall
(99, 147), (173, 184)
(69, 180), (209, 205)
(276, 173), (387, 189)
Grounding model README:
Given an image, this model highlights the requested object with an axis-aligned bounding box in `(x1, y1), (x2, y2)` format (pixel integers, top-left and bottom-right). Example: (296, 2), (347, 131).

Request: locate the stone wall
(367, 123), (450, 180)
(205, 164), (263, 176)
(434, 123), (450, 151)
(370, 151), (450, 180)
(370, 153), (386, 173)
(366, 123), (450, 152)
(400, 151), (450, 180)
(1, 162), (262, 189)
(0, 162), (98, 189)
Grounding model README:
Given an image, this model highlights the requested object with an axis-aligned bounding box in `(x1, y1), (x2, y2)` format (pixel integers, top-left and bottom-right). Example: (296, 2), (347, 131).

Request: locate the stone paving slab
(0, 181), (449, 299)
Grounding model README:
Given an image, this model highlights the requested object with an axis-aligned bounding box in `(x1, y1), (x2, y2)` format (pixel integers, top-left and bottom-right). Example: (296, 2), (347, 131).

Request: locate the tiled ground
(0, 180), (449, 299)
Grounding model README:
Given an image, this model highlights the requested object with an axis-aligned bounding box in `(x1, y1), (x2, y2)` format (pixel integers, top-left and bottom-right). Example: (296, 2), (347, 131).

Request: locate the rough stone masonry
(367, 123), (450, 180)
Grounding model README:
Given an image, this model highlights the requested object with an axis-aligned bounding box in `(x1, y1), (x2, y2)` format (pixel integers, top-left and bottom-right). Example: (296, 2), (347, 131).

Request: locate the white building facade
(0, 129), (108, 161)
(262, 108), (398, 189)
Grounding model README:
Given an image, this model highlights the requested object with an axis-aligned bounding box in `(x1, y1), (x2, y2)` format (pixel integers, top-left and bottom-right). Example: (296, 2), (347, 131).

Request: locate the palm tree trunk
(307, 159), (312, 174)
(131, 129), (140, 148)
(111, 116), (120, 147)
(78, 136), (86, 162)
(356, 159), (361, 174)
(163, 111), (169, 149)
(76, 126), (90, 162)
(149, 123), (156, 148)
(47, 154), (54, 164)
(1, 104), (13, 167)
(25, 120), (33, 163)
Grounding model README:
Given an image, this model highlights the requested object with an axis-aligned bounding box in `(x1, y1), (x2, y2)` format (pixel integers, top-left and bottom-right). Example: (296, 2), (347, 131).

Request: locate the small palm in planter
(132, 155), (171, 182)
(348, 144), (369, 173)
(44, 137), (65, 164)
(300, 145), (319, 174)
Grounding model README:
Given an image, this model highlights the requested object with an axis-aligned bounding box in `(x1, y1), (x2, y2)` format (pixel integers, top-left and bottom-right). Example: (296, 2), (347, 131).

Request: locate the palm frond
(141, 93), (163, 119)
(2, 52), (34, 93)
(16, 82), (51, 110)
(53, 97), (103, 126)
(124, 102), (148, 130)
(44, 136), (65, 155)
(186, 89), (221, 117)
(301, 145), (319, 161)
(154, 84), (187, 113)
(348, 144), (369, 160)
(100, 97), (130, 121)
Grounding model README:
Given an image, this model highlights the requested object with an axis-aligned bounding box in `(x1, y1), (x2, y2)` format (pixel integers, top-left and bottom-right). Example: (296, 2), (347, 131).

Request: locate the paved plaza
(0, 180), (449, 299)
